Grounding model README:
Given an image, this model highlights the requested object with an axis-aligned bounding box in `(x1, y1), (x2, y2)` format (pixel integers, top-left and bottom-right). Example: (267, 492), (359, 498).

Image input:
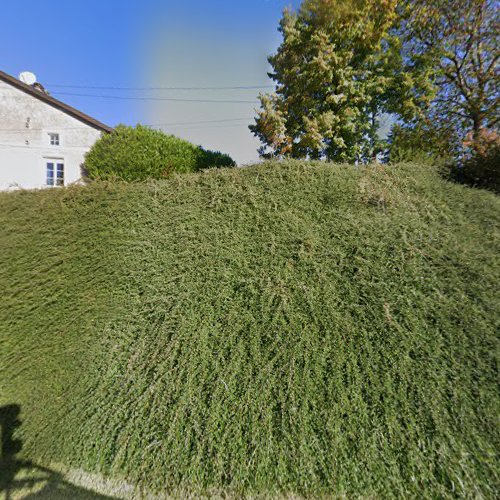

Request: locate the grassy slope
(1, 162), (498, 498)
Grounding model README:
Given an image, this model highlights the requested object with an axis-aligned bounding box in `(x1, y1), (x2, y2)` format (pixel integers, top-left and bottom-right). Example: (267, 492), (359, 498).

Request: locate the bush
(84, 125), (236, 181)
(197, 147), (236, 170)
(1, 163), (499, 497)
(450, 149), (500, 194)
(450, 129), (500, 194)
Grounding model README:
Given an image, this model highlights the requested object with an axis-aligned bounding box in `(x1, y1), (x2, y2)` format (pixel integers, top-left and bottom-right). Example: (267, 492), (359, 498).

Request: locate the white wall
(0, 79), (103, 190)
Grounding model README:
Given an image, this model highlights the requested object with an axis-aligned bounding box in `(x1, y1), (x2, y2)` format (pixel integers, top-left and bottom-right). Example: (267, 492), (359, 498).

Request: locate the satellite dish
(19, 71), (37, 85)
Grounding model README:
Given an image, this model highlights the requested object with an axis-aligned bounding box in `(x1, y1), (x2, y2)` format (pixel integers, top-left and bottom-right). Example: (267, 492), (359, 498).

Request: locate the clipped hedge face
(84, 125), (235, 181)
(1, 163), (499, 498)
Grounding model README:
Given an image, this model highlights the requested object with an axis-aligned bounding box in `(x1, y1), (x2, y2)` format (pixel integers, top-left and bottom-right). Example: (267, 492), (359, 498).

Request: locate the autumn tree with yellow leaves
(250, 0), (429, 162)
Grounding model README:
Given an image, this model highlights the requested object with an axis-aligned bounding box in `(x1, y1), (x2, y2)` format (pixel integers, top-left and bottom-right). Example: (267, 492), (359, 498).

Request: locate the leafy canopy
(252, 0), (498, 176)
(398, 0), (499, 147)
(386, 0), (499, 189)
(250, 0), (423, 162)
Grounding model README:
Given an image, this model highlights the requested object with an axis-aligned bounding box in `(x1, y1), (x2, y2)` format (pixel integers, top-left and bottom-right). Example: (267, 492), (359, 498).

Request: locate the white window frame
(45, 159), (65, 187)
(48, 133), (60, 146)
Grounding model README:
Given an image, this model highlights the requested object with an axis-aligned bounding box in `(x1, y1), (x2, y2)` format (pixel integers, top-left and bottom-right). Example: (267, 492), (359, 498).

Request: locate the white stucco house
(0, 70), (112, 190)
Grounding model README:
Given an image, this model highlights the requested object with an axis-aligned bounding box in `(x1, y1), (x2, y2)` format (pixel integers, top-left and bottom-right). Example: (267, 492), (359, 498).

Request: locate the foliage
(386, 123), (455, 164)
(250, 0), (431, 162)
(398, 0), (499, 152)
(196, 147), (236, 170)
(388, 0), (499, 190)
(84, 125), (235, 181)
(448, 128), (500, 193)
(252, 0), (498, 175)
(1, 163), (499, 497)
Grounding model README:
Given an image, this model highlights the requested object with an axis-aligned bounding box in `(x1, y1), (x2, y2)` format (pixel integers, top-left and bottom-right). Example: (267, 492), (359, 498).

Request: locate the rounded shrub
(197, 147), (236, 170)
(84, 125), (236, 181)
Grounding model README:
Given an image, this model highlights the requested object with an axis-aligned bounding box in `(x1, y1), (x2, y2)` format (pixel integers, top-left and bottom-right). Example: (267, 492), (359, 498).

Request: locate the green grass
(1, 162), (499, 498)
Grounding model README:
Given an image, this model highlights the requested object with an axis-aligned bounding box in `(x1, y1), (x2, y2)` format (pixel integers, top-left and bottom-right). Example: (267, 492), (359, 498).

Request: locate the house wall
(0, 79), (103, 190)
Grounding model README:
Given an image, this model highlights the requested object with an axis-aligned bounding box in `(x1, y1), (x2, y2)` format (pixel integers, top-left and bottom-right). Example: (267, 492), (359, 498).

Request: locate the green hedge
(84, 125), (235, 181)
(1, 163), (499, 497)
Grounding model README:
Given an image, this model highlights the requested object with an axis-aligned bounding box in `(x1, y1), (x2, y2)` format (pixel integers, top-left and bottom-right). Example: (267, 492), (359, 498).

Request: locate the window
(49, 133), (60, 146)
(46, 162), (64, 186)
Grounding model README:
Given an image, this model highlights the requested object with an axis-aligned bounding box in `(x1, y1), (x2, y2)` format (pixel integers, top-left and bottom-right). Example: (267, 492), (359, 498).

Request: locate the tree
(399, 0), (499, 152)
(84, 125), (235, 182)
(250, 0), (418, 162)
(385, 123), (455, 164)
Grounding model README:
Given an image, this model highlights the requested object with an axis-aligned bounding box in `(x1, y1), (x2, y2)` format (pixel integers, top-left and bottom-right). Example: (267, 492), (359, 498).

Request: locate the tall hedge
(84, 125), (235, 181)
(1, 163), (499, 497)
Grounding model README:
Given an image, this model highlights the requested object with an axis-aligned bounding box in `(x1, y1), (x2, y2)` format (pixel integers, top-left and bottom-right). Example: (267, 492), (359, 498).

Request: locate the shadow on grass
(0, 404), (116, 499)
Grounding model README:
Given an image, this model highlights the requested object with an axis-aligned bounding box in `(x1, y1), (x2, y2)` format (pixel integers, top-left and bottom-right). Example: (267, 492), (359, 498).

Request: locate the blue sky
(2, 0), (300, 163)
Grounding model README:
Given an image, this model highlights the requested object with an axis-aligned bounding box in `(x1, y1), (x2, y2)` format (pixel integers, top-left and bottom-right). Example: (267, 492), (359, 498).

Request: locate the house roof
(0, 70), (113, 133)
